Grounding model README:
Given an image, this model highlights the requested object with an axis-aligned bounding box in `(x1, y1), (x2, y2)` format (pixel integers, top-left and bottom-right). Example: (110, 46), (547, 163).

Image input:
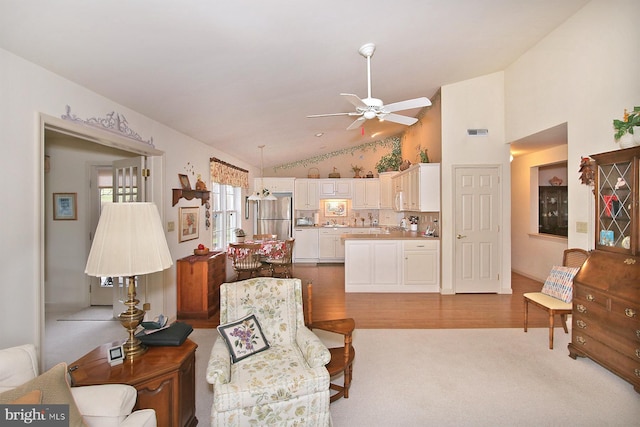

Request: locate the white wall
(0, 48), (257, 349)
(505, 0), (640, 260)
(440, 71), (512, 294)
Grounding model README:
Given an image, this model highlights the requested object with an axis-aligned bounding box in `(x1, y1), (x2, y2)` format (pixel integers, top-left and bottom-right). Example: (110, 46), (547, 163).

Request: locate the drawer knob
(626, 308), (637, 318)
(636, 369), (640, 378)
(586, 294), (595, 302)
(576, 320), (587, 329)
(577, 304), (587, 314)
(636, 330), (640, 340)
(623, 258), (636, 265)
(636, 349), (640, 359)
(576, 336), (587, 345)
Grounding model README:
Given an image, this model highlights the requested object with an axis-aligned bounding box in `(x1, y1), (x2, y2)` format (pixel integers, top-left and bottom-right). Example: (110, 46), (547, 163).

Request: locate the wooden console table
(69, 339), (198, 427)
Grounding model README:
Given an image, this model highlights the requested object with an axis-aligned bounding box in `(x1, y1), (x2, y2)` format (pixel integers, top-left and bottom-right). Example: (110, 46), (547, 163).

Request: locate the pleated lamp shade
(85, 203), (173, 277)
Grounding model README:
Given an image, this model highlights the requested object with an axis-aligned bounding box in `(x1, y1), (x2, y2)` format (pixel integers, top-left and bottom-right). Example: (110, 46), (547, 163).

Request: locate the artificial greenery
(375, 140), (402, 173)
(613, 106), (640, 140)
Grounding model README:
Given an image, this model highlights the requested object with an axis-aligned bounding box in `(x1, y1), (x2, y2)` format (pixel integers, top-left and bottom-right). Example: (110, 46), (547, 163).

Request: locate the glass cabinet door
(596, 159), (633, 252)
(539, 186), (568, 236)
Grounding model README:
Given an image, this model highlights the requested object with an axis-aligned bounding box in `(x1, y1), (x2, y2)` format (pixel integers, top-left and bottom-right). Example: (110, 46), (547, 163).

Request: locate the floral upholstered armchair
(206, 277), (331, 426)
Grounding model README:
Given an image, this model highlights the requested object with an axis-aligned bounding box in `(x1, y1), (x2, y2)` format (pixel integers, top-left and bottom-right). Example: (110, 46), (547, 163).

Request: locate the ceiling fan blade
(382, 113), (418, 126)
(346, 116), (366, 130)
(383, 97), (432, 113)
(340, 93), (368, 109)
(307, 112), (358, 118)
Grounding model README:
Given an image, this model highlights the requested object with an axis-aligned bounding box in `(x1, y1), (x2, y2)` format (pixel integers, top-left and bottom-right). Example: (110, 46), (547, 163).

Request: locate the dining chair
(228, 242), (263, 281)
(523, 248), (589, 349)
(306, 282), (355, 403)
(264, 238), (295, 278)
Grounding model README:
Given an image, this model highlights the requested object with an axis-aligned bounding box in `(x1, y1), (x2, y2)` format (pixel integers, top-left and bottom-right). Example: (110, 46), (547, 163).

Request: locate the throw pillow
(0, 363), (86, 427)
(9, 389), (42, 404)
(541, 265), (580, 303)
(217, 314), (270, 363)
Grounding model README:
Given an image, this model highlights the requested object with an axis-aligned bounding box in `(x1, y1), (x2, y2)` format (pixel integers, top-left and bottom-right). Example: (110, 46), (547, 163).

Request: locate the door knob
(456, 234), (467, 239)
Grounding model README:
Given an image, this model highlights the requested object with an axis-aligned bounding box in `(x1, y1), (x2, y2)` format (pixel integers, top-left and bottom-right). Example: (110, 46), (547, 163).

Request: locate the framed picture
(178, 174), (191, 190)
(179, 206), (199, 242)
(53, 193), (77, 220)
(324, 200), (347, 217)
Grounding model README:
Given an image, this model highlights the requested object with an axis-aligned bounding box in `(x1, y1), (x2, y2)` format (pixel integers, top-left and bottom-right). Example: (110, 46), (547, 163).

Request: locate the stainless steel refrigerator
(254, 194), (292, 240)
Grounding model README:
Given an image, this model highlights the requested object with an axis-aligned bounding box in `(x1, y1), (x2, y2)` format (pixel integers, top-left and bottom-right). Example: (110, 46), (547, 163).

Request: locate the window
(211, 182), (242, 249)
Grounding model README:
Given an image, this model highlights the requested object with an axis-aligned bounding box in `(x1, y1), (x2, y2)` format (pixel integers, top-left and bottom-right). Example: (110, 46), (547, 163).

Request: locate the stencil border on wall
(61, 105), (155, 147)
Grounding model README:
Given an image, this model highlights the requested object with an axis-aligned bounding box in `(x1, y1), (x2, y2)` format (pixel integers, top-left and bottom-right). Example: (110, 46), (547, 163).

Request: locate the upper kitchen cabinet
(392, 163), (440, 212)
(318, 179), (352, 198)
(255, 177), (295, 194)
(352, 179), (380, 209)
(294, 179), (319, 210)
(379, 172), (398, 209)
(591, 146), (640, 255)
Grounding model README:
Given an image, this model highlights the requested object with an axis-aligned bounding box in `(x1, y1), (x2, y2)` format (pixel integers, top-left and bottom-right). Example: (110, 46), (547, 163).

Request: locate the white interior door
(453, 166), (501, 293)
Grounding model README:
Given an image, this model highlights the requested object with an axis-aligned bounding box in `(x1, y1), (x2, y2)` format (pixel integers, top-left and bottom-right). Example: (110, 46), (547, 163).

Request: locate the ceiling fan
(307, 43), (431, 130)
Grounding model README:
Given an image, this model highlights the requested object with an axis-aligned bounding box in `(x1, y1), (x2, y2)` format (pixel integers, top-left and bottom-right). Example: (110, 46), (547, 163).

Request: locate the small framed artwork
(107, 344), (125, 366)
(179, 206), (199, 242)
(324, 200), (347, 217)
(53, 193), (77, 220)
(178, 174), (191, 190)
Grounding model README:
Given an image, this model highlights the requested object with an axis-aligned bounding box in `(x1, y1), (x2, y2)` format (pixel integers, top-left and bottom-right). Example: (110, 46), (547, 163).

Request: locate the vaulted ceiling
(0, 0), (588, 167)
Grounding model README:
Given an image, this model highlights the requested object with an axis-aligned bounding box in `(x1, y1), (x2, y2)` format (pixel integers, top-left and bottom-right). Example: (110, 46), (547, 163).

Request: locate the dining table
(227, 239), (286, 260)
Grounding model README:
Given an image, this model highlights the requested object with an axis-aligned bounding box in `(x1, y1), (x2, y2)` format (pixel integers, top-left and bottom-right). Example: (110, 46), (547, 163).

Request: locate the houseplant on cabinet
(375, 142), (402, 173)
(613, 106), (640, 148)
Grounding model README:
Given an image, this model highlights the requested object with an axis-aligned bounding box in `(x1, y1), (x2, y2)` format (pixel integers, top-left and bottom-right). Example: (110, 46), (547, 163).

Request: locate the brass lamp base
(119, 276), (147, 361)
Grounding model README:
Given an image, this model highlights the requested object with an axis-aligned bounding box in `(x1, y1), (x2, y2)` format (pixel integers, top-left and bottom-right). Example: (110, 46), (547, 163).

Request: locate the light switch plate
(576, 221), (588, 233)
(167, 221), (175, 232)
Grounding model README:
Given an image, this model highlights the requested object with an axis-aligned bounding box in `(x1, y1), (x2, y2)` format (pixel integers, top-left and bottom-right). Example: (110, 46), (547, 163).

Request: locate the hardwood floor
(185, 263), (554, 330)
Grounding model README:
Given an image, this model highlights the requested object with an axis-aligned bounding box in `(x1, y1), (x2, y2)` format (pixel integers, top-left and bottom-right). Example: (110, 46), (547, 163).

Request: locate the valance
(210, 157), (249, 188)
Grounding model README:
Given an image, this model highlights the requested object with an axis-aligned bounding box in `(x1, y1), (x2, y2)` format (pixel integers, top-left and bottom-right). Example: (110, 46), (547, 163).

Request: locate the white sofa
(0, 344), (156, 427)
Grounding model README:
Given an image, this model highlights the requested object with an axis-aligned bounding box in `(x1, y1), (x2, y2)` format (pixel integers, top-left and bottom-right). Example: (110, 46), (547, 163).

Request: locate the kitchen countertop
(341, 231), (440, 240)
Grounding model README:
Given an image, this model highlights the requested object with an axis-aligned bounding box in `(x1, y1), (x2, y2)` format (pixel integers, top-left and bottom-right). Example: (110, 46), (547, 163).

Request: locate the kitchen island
(343, 232), (440, 293)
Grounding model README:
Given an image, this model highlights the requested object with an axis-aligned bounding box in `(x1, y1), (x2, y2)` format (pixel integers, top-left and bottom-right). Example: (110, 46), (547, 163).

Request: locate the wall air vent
(467, 129), (489, 136)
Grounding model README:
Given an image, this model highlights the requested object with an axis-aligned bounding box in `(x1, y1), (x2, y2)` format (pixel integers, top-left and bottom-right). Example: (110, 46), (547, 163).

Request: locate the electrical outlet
(576, 221), (588, 233)
(167, 221), (175, 232)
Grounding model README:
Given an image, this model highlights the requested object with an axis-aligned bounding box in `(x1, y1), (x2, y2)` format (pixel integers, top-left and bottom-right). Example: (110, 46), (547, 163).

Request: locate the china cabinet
(568, 146), (640, 393)
(538, 186), (568, 236)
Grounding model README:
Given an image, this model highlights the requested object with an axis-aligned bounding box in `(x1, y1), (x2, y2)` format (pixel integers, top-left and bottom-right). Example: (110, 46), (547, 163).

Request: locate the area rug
(190, 327), (640, 427)
(58, 306), (115, 321)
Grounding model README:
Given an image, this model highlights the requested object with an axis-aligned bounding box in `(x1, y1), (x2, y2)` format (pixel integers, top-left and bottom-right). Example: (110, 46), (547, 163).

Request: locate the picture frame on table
(178, 174), (191, 190)
(179, 206), (199, 242)
(53, 193), (77, 220)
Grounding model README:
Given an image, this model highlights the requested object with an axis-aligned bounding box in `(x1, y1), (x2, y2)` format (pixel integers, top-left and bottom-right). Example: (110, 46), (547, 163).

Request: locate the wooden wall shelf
(172, 189), (210, 206)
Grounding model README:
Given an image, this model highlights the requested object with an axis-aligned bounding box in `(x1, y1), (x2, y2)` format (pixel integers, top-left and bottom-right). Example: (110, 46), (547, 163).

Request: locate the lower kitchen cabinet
(345, 238), (440, 292)
(319, 228), (346, 262)
(403, 240), (439, 291)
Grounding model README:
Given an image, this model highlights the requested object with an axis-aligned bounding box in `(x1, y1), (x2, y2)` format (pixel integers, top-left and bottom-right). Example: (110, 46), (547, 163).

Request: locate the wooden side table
(310, 318), (355, 402)
(69, 339), (198, 427)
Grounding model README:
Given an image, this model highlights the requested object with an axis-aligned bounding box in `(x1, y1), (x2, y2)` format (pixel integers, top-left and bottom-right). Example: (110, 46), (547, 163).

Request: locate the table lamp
(85, 202), (173, 360)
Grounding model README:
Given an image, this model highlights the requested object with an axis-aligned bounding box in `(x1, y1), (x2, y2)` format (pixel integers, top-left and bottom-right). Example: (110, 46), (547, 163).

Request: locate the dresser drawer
(572, 332), (640, 388)
(574, 285), (608, 310)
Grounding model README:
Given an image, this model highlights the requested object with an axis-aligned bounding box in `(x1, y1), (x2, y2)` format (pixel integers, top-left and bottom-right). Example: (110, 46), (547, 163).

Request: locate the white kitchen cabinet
(318, 228), (346, 261)
(256, 177), (294, 194)
(293, 227), (319, 262)
(378, 172), (397, 209)
(294, 179), (319, 210)
(345, 240), (401, 291)
(318, 179), (352, 198)
(352, 179), (380, 209)
(392, 163), (440, 212)
(403, 240), (439, 291)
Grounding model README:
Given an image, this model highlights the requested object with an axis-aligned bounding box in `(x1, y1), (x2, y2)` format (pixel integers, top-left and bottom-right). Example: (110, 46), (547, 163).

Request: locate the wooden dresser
(568, 146), (640, 393)
(177, 251), (225, 320)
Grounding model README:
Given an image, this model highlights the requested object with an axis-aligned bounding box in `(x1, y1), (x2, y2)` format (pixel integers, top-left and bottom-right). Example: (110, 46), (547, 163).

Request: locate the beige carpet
(45, 313), (640, 426)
